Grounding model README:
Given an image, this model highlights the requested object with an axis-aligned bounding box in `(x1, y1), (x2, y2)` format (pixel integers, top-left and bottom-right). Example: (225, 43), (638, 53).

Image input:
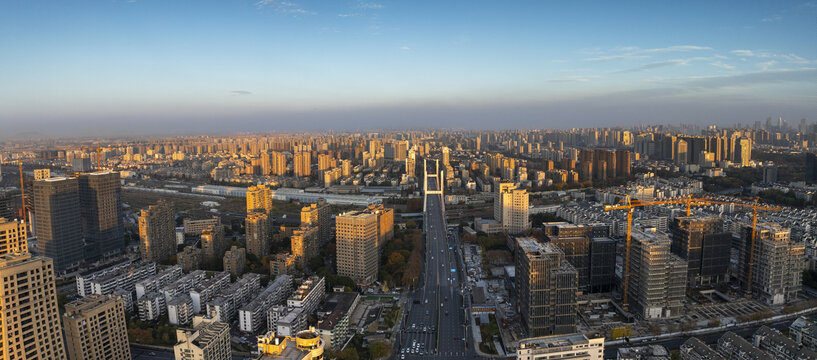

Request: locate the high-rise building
(201, 225), (227, 270)
(0, 217), (27, 255)
(246, 184), (271, 214)
(271, 151), (287, 176)
(291, 225), (319, 267)
(367, 203), (394, 252)
(178, 246), (202, 272)
(441, 146), (450, 166)
(589, 237), (616, 293)
(669, 216), (731, 287)
(336, 210), (379, 284)
(33, 177), (84, 272)
(294, 151), (311, 177)
(34, 168), (51, 180)
(629, 230), (687, 319)
(62, 295), (131, 360)
(78, 171), (124, 261)
(517, 333), (604, 360)
(495, 183), (530, 234)
(737, 223), (804, 305)
(0, 253), (67, 360)
(806, 153), (817, 184)
(222, 246), (246, 277)
(245, 212), (270, 259)
(300, 200), (331, 246)
(174, 316), (231, 360)
(139, 200), (176, 263)
(515, 237), (578, 337)
(317, 154), (333, 171)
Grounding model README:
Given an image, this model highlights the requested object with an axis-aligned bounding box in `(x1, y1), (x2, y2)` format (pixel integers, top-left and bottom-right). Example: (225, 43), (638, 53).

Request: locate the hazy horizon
(1, 0), (816, 137)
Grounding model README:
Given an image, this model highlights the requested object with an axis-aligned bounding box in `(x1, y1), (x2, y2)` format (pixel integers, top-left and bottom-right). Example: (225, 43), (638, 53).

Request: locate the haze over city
(1, 0), (816, 137)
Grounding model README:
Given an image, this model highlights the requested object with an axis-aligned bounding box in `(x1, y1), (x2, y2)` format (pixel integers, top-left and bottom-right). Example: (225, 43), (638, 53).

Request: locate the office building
(300, 200), (331, 246)
(0, 253), (67, 360)
(515, 237), (578, 337)
(291, 225), (319, 267)
(336, 210), (379, 284)
(0, 217), (27, 255)
(807, 153), (817, 184)
(670, 216), (731, 287)
(201, 225), (227, 269)
(629, 230), (687, 319)
(589, 237), (616, 293)
(495, 183), (530, 234)
(174, 316), (231, 360)
(247, 184), (272, 214)
(139, 200), (176, 263)
(367, 203), (394, 252)
(516, 333), (604, 360)
(223, 246), (246, 277)
(78, 171), (124, 261)
(737, 223), (804, 305)
(62, 295), (131, 360)
(32, 177), (84, 272)
(245, 211), (270, 259)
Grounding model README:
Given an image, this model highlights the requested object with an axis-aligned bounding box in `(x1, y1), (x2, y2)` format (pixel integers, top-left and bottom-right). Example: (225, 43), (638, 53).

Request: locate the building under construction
(515, 237), (578, 337)
(669, 216), (731, 288)
(629, 230), (687, 319)
(737, 222), (804, 305)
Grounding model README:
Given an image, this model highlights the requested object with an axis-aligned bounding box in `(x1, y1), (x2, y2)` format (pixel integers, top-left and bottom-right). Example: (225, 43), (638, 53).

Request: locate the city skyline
(1, 1), (816, 138)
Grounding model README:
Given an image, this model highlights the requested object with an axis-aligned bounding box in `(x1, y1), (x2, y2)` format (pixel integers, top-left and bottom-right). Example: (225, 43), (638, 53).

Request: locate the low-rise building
(617, 345), (670, 360)
(790, 316), (817, 352)
(680, 337), (723, 360)
(168, 295), (195, 326)
(753, 325), (817, 360)
(239, 275), (294, 334)
(516, 333), (604, 360)
(316, 292), (360, 350)
(717, 332), (766, 360)
(174, 316), (231, 360)
(256, 327), (325, 360)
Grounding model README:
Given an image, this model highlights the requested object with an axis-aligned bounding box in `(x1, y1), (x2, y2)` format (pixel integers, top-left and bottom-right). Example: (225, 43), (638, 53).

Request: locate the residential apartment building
(238, 274), (293, 333)
(291, 225), (319, 267)
(737, 223), (804, 305)
(245, 211), (270, 259)
(62, 295), (131, 360)
(174, 316), (231, 360)
(201, 225), (227, 270)
(300, 200), (331, 246)
(495, 182), (530, 234)
(0, 253), (67, 360)
(139, 200), (176, 263)
(317, 291), (360, 350)
(246, 184), (272, 214)
(222, 246), (246, 277)
(0, 217), (27, 254)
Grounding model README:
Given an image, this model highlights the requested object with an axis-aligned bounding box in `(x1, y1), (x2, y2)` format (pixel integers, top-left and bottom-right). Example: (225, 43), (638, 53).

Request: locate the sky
(1, 0), (816, 137)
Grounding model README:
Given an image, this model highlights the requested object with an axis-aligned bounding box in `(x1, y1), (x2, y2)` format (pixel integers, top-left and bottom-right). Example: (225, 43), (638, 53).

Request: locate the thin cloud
(757, 61), (776, 70)
(231, 90), (252, 95)
(359, 2), (383, 9)
(684, 68), (817, 89)
(255, 0), (314, 14)
(637, 45), (712, 54)
(549, 77), (592, 83)
(585, 54), (648, 62)
(399, 46), (410, 51)
(731, 50), (755, 57)
(338, 13), (360, 17)
(613, 59), (687, 74)
(711, 61), (736, 70)
(761, 14), (783, 22)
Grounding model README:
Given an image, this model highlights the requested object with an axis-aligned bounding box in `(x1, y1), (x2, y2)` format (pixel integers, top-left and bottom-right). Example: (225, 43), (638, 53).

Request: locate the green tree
(369, 341), (392, 359)
(406, 219), (417, 229)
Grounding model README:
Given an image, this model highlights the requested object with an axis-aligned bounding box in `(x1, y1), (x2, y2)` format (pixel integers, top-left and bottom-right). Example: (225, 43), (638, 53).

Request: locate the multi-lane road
(396, 166), (475, 359)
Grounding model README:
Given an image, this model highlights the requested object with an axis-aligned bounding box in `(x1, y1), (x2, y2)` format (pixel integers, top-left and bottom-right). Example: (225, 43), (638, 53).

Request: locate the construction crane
(61, 141), (113, 171)
(605, 195), (781, 309)
(0, 157), (58, 226)
(603, 195), (709, 309)
(693, 197), (780, 295)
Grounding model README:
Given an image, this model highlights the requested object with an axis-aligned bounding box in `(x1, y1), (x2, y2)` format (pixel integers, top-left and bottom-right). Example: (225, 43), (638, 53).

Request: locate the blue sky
(1, 0), (815, 136)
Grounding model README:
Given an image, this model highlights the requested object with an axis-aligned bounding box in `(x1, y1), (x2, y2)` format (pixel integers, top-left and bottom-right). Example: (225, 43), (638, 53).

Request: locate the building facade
(62, 295), (131, 360)
(335, 210), (379, 284)
(33, 177), (84, 272)
(629, 230), (687, 319)
(139, 200), (176, 263)
(670, 216), (731, 287)
(77, 171), (124, 261)
(245, 211), (270, 259)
